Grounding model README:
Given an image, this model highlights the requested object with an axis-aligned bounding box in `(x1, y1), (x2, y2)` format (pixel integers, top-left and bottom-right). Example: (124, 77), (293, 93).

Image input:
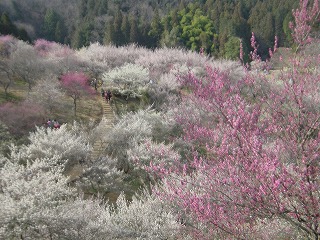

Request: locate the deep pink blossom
(60, 72), (95, 116)
(152, 19), (320, 239)
(290, 0), (320, 51)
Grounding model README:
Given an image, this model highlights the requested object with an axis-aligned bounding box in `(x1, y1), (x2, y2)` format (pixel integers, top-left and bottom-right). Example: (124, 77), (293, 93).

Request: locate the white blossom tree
(0, 35), (17, 96)
(101, 191), (185, 240)
(0, 121), (13, 155)
(0, 155), (76, 239)
(104, 108), (175, 172)
(74, 155), (125, 197)
(102, 63), (149, 99)
(26, 75), (64, 115)
(0, 152), (184, 239)
(127, 138), (181, 180)
(76, 43), (150, 71)
(34, 39), (78, 76)
(9, 123), (92, 172)
(10, 40), (44, 91)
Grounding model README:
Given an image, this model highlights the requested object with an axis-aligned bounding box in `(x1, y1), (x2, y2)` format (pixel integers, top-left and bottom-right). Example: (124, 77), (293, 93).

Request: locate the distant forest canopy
(0, 0), (303, 59)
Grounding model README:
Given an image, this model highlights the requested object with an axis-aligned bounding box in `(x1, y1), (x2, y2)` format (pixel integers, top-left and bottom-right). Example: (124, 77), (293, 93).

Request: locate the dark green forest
(0, 0), (299, 59)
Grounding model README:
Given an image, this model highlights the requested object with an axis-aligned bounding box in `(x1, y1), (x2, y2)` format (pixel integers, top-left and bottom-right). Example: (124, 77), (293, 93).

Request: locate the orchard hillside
(0, 0), (319, 239)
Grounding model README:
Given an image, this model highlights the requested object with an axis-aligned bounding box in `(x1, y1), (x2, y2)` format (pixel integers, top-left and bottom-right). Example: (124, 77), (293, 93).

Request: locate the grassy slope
(0, 82), (103, 128)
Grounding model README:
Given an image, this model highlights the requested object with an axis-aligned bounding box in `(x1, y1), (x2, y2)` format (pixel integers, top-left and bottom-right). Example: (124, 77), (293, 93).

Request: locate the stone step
(90, 89), (115, 160)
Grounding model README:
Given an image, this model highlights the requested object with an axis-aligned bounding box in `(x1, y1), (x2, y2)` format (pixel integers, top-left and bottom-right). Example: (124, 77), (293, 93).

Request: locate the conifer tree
(104, 20), (115, 45)
(129, 14), (139, 44)
(0, 13), (16, 36)
(113, 7), (124, 46)
(121, 14), (130, 45)
(42, 9), (66, 43)
(149, 8), (163, 48)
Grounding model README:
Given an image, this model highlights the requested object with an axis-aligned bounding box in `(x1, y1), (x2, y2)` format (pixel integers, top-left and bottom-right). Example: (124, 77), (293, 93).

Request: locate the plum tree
(60, 72), (95, 116)
(150, 1), (320, 239)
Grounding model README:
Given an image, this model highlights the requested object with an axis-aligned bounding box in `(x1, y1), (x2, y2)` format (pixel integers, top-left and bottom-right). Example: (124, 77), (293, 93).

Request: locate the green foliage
(0, 121), (13, 156)
(113, 7), (124, 46)
(0, 0), (301, 59)
(179, 6), (217, 53)
(223, 36), (241, 60)
(0, 13), (16, 35)
(0, 13), (30, 41)
(129, 14), (139, 43)
(43, 9), (59, 41)
(148, 8), (163, 48)
(42, 9), (67, 44)
(71, 21), (93, 48)
(121, 14), (130, 45)
(283, 13), (295, 46)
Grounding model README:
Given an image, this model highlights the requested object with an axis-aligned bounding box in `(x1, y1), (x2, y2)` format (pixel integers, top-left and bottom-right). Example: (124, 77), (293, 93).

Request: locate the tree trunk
(73, 98), (77, 116)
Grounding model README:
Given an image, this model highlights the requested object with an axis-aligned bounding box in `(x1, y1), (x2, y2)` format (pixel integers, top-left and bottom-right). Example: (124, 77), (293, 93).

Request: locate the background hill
(0, 0), (301, 59)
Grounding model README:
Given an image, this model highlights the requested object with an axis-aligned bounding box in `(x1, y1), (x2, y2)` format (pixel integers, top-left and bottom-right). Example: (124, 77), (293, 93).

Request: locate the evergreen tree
(42, 9), (66, 43)
(87, 0), (95, 12)
(104, 20), (115, 45)
(129, 14), (139, 44)
(0, 13), (30, 42)
(113, 7), (124, 46)
(43, 9), (59, 41)
(223, 36), (241, 60)
(139, 13), (152, 47)
(283, 13), (294, 46)
(55, 21), (64, 43)
(274, 7), (287, 46)
(98, 0), (108, 15)
(248, 1), (274, 58)
(79, 0), (88, 17)
(261, 12), (275, 49)
(71, 21), (93, 48)
(149, 8), (163, 48)
(232, 1), (250, 39)
(0, 13), (17, 35)
(121, 14), (130, 45)
(17, 28), (30, 42)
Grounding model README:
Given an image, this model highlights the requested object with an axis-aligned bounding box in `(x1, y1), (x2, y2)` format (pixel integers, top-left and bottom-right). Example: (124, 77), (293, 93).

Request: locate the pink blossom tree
(33, 39), (78, 77)
(159, 65), (319, 238)
(290, 0), (319, 52)
(149, 2), (320, 239)
(0, 101), (46, 137)
(60, 72), (95, 116)
(34, 39), (73, 58)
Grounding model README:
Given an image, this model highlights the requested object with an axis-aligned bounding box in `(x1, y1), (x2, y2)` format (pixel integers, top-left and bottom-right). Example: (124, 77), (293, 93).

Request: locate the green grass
(111, 94), (148, 116)
(0, 85), (104, 137)
(0, 90), (23, 104)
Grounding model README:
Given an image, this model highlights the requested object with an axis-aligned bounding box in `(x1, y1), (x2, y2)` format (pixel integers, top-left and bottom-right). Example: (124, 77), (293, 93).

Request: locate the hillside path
(90, 93), (115, 160)
(68, 92), (114, 182)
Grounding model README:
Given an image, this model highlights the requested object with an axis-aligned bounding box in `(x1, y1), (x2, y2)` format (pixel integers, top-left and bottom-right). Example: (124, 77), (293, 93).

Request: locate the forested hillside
(0, 0), (301, 58)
